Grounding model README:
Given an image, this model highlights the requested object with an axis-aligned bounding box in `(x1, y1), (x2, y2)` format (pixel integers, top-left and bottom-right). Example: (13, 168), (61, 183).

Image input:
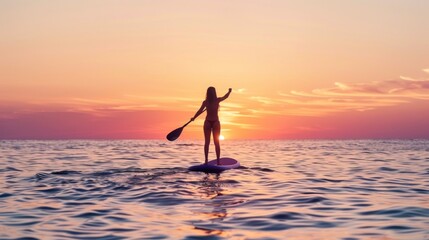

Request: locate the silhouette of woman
(191, 87), (232, 165)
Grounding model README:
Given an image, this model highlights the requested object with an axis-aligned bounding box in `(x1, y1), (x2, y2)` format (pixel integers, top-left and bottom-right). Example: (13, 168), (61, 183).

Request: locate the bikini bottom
(204, 119), (220, 128)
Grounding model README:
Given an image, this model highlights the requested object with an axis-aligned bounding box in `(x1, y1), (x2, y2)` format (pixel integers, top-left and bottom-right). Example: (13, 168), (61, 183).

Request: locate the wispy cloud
(2, 94), (204, 117)
(3, 70), (428, 133)
(247, 69), (429, 116)
(235, 88), (247, 94)
(250, 96), (282, 105)
(313, 78), (429, 97)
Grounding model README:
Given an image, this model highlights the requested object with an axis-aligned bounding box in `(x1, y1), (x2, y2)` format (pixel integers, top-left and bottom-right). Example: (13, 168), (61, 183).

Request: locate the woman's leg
(203, 120), (211, 164)
(213, 121), (221, 164)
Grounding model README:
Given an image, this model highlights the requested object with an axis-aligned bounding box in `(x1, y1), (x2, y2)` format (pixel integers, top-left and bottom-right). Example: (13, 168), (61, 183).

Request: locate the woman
(191, 87), (232, 165)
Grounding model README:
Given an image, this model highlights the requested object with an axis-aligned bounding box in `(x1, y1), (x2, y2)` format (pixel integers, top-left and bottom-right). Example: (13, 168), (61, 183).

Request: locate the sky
(1, 0), (429, 139)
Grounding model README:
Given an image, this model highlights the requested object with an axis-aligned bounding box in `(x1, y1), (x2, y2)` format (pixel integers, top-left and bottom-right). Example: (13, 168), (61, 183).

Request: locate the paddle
(166, 109), (206, 141)
(166, 119), (192, 141)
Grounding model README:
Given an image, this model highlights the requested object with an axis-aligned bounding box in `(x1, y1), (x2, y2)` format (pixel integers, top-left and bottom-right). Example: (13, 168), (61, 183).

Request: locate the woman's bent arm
(219, 88), (232, 102)
(191, 101), (206, 121)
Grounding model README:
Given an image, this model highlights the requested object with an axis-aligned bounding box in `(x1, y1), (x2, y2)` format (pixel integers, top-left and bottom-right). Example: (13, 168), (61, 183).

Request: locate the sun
(219, 135), (225, 141)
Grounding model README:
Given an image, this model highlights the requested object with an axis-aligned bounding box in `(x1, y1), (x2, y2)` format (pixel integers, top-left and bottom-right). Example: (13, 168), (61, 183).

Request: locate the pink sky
(1, 1), (429, 139)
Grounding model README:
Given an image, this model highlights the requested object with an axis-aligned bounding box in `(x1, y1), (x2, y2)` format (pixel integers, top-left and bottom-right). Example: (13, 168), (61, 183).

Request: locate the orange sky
(1, 1), (429, 139)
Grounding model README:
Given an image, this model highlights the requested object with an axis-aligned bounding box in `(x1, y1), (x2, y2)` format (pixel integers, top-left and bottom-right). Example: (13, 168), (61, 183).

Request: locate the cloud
(248, 69), (429, 116)
(317, 79), (429, 96)
(3, 69), (428, 137)
(235, 88), (247, 94)
(0, 109), (192, 139)
(249, 96), (281, 105)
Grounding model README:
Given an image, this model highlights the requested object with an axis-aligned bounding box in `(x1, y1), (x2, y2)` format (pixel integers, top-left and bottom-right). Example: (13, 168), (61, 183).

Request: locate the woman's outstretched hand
(229, 88), (232, 92)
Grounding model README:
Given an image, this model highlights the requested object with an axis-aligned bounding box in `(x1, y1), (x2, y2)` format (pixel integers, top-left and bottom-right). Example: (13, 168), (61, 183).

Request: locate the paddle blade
(166, 127), (183, 141)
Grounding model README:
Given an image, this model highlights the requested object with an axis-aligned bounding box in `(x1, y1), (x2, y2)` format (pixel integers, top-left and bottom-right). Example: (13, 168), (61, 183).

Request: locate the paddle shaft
(181, 119), (192, 128)
(166, 109), (206, 141)
(178, 108), (206, 132)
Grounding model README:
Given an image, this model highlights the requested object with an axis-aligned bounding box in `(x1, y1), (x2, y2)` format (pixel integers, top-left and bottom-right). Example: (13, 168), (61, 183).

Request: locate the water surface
(1, 140), (428, 239)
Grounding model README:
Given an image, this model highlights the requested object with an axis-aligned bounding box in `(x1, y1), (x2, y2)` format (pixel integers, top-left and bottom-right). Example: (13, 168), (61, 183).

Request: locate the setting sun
(219, 135), (225, 141)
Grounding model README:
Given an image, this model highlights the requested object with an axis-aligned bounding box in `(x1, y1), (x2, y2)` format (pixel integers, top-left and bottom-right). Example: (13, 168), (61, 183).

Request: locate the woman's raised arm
(219, 88), (232, 102)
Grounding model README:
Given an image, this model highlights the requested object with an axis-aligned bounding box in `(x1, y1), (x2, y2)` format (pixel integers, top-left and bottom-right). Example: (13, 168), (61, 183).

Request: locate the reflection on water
(0, 140), (429, 239)
(193, 174), (227, 237)
(200, 174), (223, 199)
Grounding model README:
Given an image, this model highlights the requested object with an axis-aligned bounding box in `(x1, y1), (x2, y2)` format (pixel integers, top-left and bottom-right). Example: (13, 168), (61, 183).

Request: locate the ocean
(0, 140), (428, 240)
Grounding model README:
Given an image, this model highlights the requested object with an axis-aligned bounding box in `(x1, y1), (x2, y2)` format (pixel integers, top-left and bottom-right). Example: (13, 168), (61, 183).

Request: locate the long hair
(206, 86), (217, 103)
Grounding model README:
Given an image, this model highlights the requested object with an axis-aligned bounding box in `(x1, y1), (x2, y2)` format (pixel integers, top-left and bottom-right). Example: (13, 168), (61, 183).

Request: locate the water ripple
(0, 140), (428, 239)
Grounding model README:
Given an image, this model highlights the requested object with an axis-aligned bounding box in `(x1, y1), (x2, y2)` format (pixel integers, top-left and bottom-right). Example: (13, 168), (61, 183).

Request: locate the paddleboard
(188, 157), (240, 173)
